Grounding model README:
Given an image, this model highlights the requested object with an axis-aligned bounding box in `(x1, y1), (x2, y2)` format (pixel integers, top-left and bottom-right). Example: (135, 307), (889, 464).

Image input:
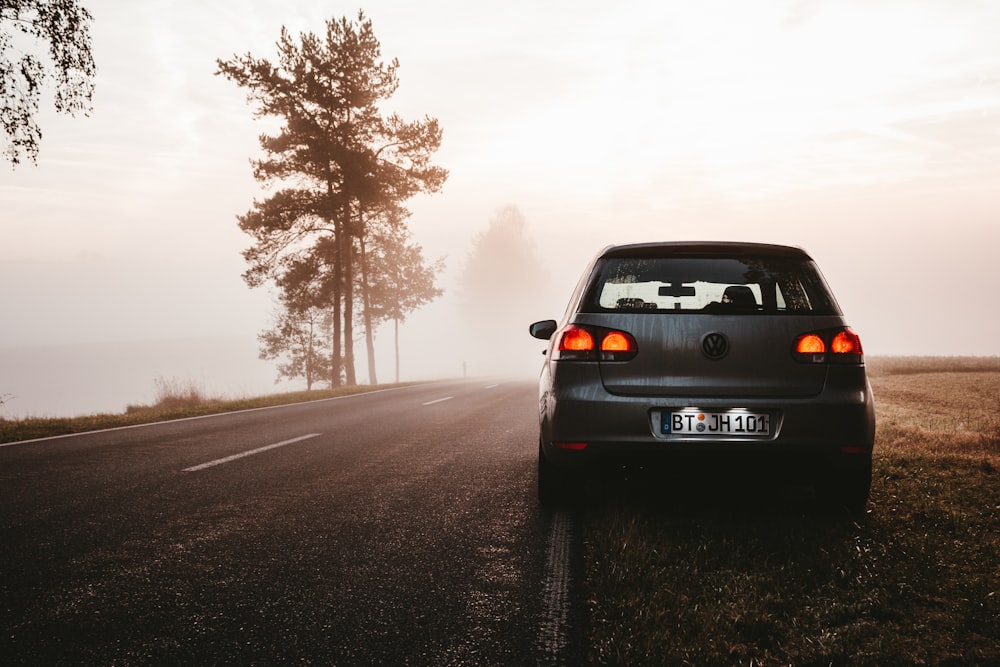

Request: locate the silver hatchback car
(529, 242), (875, 512)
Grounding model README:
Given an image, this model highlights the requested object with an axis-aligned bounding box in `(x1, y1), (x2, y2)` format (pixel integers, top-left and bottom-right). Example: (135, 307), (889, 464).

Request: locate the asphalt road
(0, 380), (585, 666)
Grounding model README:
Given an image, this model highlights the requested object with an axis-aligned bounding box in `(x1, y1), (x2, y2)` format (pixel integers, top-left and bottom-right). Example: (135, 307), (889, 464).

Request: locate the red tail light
(793, 327), (864, 364)
(832, 329), (863, 355)
(553, 325), (637, 361)
(558, 325), (594, 352)
(795, 334), (826, 355)
(600, 331), (636, 353)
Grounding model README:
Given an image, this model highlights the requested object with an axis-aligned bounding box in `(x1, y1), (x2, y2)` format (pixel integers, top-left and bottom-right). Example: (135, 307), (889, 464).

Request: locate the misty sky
(4, 0), (1000, 388)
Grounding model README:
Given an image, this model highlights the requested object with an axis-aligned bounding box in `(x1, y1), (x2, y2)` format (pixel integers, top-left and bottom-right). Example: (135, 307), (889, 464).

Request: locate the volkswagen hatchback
(529, 242), (875, 512)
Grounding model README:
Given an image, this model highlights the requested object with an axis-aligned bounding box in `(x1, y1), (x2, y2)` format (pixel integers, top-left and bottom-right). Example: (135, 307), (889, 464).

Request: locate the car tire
(538, 442), (576, 507)
(820, 463), (872, 516)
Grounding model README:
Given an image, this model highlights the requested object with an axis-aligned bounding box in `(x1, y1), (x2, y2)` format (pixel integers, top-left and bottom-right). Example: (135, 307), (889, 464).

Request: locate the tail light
(795, 334), (826, 355)
(559, 325), (594, 352)
(793, 327), (864, 364)
(553, 324), (638, 361)
(601, 331), (633, 353)
(832, 329), (863, 355)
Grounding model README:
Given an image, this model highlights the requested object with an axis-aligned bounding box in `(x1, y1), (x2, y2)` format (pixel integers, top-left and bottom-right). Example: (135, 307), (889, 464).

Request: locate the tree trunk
(359, 234), (378, 385)
(306, 320), (314, 391)
(331, 238), (343, 387)
(342, 226), (357, 386)
(394, 316), (400, 384)
(329, 184), (343, 388)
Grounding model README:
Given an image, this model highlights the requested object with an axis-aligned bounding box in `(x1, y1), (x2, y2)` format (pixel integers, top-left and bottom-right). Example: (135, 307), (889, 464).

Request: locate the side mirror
(529, 319), (558, 340)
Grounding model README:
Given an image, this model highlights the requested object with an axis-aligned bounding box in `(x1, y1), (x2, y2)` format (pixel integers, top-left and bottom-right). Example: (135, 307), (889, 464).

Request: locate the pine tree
(217, 11), (446, 386)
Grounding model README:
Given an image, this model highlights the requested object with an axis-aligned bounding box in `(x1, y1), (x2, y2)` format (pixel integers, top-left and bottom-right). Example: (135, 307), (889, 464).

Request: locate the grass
(581, 356), (999, 665)
(0, 379), (415, 444)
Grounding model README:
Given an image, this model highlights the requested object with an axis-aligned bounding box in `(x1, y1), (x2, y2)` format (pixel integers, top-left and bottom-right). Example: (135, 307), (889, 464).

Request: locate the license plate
(662, 409), (770, 436)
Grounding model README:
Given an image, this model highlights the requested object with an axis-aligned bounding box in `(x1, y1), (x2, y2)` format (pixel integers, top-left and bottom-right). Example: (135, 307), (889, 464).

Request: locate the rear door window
(581, 256), (840, 315)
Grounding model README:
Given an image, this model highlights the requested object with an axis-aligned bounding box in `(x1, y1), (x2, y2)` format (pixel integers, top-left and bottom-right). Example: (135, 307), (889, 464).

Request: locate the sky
(3, 0), (1000, 415)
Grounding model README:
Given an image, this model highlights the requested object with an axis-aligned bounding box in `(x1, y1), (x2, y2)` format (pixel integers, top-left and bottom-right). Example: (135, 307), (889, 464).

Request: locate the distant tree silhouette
(457, 205), (550, 376)
(1, 0), (96, 166)
(217, 11), (447, 386)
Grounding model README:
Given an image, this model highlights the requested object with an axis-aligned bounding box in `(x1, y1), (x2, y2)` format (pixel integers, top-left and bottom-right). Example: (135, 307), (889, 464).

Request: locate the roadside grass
(582, 357), (1000, 665)
(867, 355), (1000, 377)
(0, 381), (414, 445)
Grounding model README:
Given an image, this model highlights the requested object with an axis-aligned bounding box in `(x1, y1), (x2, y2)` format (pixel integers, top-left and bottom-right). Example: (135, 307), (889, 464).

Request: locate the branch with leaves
(1, 0), (95, 166)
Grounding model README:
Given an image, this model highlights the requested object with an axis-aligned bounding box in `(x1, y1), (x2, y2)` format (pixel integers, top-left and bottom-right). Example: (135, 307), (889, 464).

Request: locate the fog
(3, 0), (1000, 417)
(4, 180), (996, 418)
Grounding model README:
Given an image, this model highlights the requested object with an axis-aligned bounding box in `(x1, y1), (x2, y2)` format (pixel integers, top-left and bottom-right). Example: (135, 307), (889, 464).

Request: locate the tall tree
(217, 11), (447, 386)
(1, 0), (95, 166)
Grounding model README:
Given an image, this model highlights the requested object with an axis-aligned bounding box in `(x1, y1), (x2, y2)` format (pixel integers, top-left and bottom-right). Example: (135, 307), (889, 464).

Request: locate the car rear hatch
(588, 315), (842, 397)
(585, 312), (841, 398)
(571, 243), (853, 399)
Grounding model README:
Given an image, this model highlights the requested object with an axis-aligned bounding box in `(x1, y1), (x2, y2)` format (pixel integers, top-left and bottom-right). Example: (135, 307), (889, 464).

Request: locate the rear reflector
(554, 442), (588, 451)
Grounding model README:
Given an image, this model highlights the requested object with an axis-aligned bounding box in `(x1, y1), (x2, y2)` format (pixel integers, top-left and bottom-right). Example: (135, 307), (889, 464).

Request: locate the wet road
(0, 380), (584, 665)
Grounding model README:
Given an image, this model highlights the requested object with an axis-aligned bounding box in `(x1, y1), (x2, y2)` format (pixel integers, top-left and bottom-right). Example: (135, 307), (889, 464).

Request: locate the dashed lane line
(422, 397), (454, 406)
(182, 433), (322, 472)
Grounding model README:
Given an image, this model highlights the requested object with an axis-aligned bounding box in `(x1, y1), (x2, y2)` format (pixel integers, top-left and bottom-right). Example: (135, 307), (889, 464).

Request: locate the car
(528, 241), (875, 513)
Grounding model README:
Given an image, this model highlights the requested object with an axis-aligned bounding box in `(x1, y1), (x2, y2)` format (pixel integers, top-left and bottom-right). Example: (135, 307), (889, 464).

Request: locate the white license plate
(662, 409), (770, 436)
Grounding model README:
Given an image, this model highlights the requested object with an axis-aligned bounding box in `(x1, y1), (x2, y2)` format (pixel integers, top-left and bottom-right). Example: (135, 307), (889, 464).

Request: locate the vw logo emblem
(702, 332), (729, 360)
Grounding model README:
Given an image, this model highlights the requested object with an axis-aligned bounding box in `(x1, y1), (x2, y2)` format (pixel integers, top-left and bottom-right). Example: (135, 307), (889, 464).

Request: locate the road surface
(0, 380), (585, 665)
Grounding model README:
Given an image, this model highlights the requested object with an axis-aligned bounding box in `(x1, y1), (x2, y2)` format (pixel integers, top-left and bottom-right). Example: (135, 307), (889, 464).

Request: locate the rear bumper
(539, 366), (875, 473)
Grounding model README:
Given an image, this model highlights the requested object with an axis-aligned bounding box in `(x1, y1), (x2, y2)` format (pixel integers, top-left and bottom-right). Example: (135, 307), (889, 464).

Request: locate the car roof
(598, 241), (813, 260)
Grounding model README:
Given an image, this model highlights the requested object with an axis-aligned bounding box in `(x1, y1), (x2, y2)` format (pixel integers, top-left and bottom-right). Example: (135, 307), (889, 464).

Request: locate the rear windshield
(580, 256), (840, 315)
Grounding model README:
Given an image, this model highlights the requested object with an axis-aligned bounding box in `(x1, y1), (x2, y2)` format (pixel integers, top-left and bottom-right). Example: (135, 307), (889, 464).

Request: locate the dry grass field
(870, 358), (1000, 461)
(583, 357), (999, 665)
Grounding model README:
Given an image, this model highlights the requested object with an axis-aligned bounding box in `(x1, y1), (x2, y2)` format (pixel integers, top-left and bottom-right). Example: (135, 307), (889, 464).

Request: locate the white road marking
(0, 383), (418, 448)
(422, 397), (453, 406)
(537, 510), (573, 663)
(182, 433), (321, 472)
(484, 383), (499, 389)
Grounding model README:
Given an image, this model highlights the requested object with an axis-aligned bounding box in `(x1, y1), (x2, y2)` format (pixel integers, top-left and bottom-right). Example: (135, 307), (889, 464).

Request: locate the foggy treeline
(456, 205), (553, 378)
